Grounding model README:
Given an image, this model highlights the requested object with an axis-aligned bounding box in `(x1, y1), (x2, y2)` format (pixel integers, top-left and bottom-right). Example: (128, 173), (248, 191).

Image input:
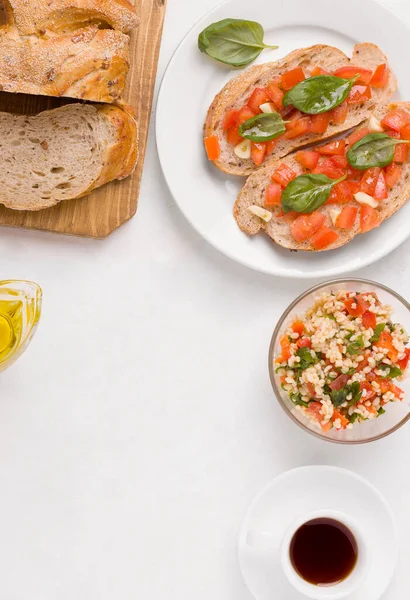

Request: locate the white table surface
(0, 0), (409, 598)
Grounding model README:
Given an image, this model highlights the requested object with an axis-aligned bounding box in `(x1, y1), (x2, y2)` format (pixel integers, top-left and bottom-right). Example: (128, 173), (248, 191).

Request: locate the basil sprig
(283, 75), (357, 115)
(238, 112), (286, 142)
(281, 173), (347, 213)
(347, 133), (410, 170)
(198, 19), (278, 67)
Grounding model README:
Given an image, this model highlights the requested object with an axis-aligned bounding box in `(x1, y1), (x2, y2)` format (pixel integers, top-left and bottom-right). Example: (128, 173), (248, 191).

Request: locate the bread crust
(204, 43), (397, 176)
(4, 0), (140, 34)
(234, 102), (410, 252)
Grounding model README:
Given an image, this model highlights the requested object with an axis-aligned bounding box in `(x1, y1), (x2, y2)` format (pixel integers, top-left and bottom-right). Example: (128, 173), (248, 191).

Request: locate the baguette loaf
(0, 103), (138, 211)
(0, 24), (130, 102)
(3, 0), (140, 34)
(205, 44), (396, 176)
(234, 103), (410, 252)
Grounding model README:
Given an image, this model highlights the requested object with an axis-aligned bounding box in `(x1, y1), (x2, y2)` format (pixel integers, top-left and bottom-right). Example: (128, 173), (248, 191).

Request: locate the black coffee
(289, 518), (358, 586)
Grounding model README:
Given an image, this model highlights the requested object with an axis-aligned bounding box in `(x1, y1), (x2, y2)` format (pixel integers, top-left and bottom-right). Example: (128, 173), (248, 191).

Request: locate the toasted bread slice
(204, 44), (396, 176)
(4, 0), (140, 34)
(234, 102), (410, 252)
(0, 103), (138, 211)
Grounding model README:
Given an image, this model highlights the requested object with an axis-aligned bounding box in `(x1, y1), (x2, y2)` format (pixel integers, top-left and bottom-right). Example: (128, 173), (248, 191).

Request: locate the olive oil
(0, 281), (42, 371)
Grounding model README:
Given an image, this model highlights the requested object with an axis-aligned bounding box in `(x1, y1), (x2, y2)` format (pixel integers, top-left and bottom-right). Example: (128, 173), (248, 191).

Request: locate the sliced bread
(234, 102), (410, 251)
(204, 43), (396, 176)
(0, 103), (138, 211)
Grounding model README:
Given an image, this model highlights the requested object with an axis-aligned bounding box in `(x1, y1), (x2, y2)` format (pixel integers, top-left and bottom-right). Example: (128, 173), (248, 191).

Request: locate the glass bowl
(269, 279), (410, 444)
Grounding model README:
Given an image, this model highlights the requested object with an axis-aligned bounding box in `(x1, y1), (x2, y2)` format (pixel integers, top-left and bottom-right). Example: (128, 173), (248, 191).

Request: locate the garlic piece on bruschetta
(234, 139), (251, 159)
(354, 192), (379, 208)
(368, 115), (384, 132)
(248, 205), (272, 222)
(259, 102), (277, 114)
(330, 207), (342, 226)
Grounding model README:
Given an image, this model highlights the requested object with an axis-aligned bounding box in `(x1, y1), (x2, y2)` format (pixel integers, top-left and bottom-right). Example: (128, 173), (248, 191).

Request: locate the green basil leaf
(198, 19), (278, 67)
(378, 364), (403, 379)
(290, 393), (310, 408)
(294, 347), (317, 370)
(283, 75), (356, 115)
(281, 173), (347, 213)
(238, 112), (286, 142)
(347, 133), (409, 170)
(347, 336), (364, 355)
(370, 323), (386, 343)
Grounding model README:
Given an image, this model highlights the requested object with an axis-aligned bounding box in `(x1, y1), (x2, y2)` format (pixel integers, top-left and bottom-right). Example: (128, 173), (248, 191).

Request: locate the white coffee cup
(246, 509), (370, 599)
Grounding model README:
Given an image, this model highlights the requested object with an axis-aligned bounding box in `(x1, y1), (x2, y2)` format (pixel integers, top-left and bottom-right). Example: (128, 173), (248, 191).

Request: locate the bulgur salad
(275, 290), (410, 431)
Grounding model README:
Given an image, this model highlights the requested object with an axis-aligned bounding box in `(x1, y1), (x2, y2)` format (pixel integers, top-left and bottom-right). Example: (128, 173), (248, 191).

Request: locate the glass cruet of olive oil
(0, 280), (42, 371)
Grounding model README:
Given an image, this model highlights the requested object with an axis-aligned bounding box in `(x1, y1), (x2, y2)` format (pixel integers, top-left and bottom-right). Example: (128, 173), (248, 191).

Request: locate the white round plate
(238, 466), (397, 600)
(156, 0), (410, 277)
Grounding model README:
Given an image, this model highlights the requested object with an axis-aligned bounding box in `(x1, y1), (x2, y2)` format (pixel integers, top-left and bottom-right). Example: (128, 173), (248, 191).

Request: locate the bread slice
(234, 102), (410, 251)
(0, 103), (138, 211)
(4, 0), (140, 34)
(0, 24), (130, 103)
(204, 44), (396, 176)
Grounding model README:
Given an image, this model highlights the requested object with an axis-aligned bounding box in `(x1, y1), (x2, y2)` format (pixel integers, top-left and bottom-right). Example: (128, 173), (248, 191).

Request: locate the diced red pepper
(373, 171), (388, 200)
(333, 66), (373, 84)
(265, 183), (282, 207)
(344, 294), (370, 316)
(292, 321), (305, 335)
(360, 205), (381, 233)
(370, 64), (389, 88)
(360, 381), (376, 401)
(381, 109), (410, 132)
(222, 109), (239, 131)
(348, 127), (370, 147)
(281, 67), (305, 90)
(336, 205), (358, 229)
(398, 348), (410, 371)
(251, 142), (266, 166)
(290, 211), (326, 242)
(360, 167), (381, 196)
(310, 112), (330, 134)
(376, 330), (399, 362)
(284, 116), (311, 139)
(310, 226), (339, 250)
(331, 101), (349, 125)
(347, 85), (371, 104)
(362, 310), (377, 329)
(271, 163), (297, 187)
(247, 88), (271, 114)
(266, 81), (284, 110)
(295, 150), (320, 170)
(332, 410), (349, 429)
(317, 139), (346, 156)
(276, 334), (292, 363)
(204, 136), (220, 161)
(384, 163), (402, 188)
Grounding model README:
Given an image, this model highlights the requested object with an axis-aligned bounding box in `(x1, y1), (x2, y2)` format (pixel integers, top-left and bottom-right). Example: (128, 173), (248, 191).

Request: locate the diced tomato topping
(329, 374), (349, 391)
(265, 139), (277, 156)
(222, 109), (239, 132)
(310, 226), (339, 250)
(376, 330), (399, 362)
(384, 163), (402, 188)
(361, 310), (377, 329)
(276, 210), (299, 222)
(373, 171), (388, 200)
(348, 127), (370, 147)
(388, 383), (404, 400)
(336, 205), (358, 229)
(331, 101), (349, 125)
(307, 401), (333, 430)
(386, 129), (401, 139)
(292, 321), (305, 335)
(333, 66), (373, 84)
(251, 142), (266, 166)
(295, 150), (320, 170)
(317, 139), (346, 156)
(344, 294), (369, 316)
(381, 109), (410, 132)
(281, 67), (305, 91)
(347, 85), (371, 104)
(266, 81), (284, 109)
(312, 158), (346, 179)
(226, 126), (243, 146)
(360, 205), (381, 233)
(204, 136), (220, 161)
(360, 167), (381, 196)
(330, 155), (348, 169)
(393, 143), (408, 163)
(332, 410), (349, 429)
(297, 337), (312, 349)
(347, 180), (360, 195)
(360, 381), (376, 401)
(370, 64), (389, 88)
(247, 88), (271, 114)
(271, 163), (297, 187)
(311, 66), (331, 76)
(400, 123), (410, 140)
(347, 165), (362, 181)
(310, 112), (330, 134)
(290, 211), (326, 242)
(265, 183), (282, 207)
(398, 348), (410, 371)
(236, 106), (256, 125)
(284, 116), (311, 139)
(327, 181), (353, 205)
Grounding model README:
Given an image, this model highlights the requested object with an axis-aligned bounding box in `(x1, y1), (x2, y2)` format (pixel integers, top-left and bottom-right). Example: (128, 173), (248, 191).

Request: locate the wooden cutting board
(0, 0), (166, 238)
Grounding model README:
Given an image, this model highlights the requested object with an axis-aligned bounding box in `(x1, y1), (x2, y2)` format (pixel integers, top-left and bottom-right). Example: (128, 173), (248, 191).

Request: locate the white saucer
(238, 466), (397, 600)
